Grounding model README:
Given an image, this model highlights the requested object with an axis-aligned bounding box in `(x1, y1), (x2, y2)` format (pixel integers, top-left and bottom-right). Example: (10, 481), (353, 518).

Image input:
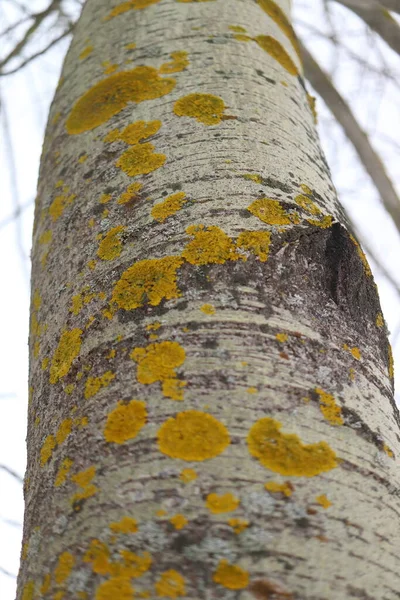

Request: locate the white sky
(0, 1), (399, 598)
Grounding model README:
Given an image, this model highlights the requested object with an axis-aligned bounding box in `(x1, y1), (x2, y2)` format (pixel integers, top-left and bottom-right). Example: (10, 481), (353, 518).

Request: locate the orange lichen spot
(32, 289), (41, 310)
(66, 67), (176, 134)
(70, 293), (83, 315)
(173, 93), (226, 125)
(116, 142), (166, 177)
(343, 344), (361, 360)
(206, 492), (239, 514)
(112, 256), (183, 310)
(79, 45), (93, 60)
(247, 387), (258, 394)
(126, 43), (137, 50)
(78, 154), (88, 164)
(22, 581), (35, 600)
(49, 328), (82, 384)
(200, 303), (215, 315)
(388, 342), (394, 379)
(109, 516), (138, 534)
(40, 435), (56, 466)
(155, 570), (186, 598)
(71, 465), (98, 505)
(169, 514), (188, 529)
(21, 542), (29, 561)
(383, 443), (394, 458)
(56, 418), (73, 444)
(64, 384), (75, 395)
(257, 0), (301, 59)
(99, 193), (112, 204)
(233, 33), (252, 41)
(247, 417), (339, 476)
(315, 494), (331, 508)
(104, 0), (161, 20)
(102, 61), (118, 75)
(183, 224), (242, 265)
(156, 509), (167, 517)
(146, 321), (161, 331)
(39, 229), (52, 245)
(315, 388), (344, 427)
(307, 94), (317, 123)
(84, 539), (111, 574)
(228, 518), (249, 534)
(213, 559), (249, 590)
(49, 193), (76, 221)
(229, 25), (247, 33)
(40, 574), (51, 595)
(254, 36), (298, 76)
(159, 51), (189, 74)
(300, 183), (313, 195)
(109, 120), (162, 145)
(376, 312), (384, 328)
(179, 468), (197, 482)
(131, 340), (186, 400)
(248, 198), (292, 226)
(55, 551), (75, 584)
(95, 577), (134, 600)
(158, 410), (230, 461)
(151, 192), (187, 221)
(55, 457), (74, 487)
(117, 550), (152, 578)
(33, 340), (41, 358)
(243, 173), (262, 184)
(85, 371), (116, 400)
(265, 480), (293, 497)
(306, 215), (334, 229)
(294, 194), (321, 216)
(97, 226), (126, 261)
(236, 230), (271, 262)
(104, 400), (147, 444)
(349, 234), (372, 277)
(118, 182), (143, 204)
(275, 333), (288, 342)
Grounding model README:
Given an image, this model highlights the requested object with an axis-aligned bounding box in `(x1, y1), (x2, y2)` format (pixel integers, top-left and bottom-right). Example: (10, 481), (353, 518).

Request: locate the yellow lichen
(294, 194), (321, 216)
(173, 93), (226, 125)
(157, 410), (230, 461)
(78, 154), (88, 163)
(247, 417), (339, 476)
(49, 193), (76, 221)
(99, 193), (112, 204)
(200, 303), (215, 315)
(71, 466), (98, 505)
(151, 192), (187, 221)
(79, 45), (93, 60)
(264, 480), (293, 497)
(39, 229), (52, 245)
(307, 94), (317, 123)
(179, 468), (197, 482)
(56, 418), (73, 445)
(315, 388), (344, 426)
(104, 400), (147, 444)
(315, 494), (331, 508)
(376, 312), (384, 328)
(107, 120), (162, 145)
(55, 457), (74, 487)
(55, 552), (75, 584)
(343, 344), (361, 360)
(22, 582), (35, 600)
(126, 43), (137, 50)
(248, 198), (293, 225)
(182, 224), (243, 265)
(227, 518), (249, 534)
(85, 371), (116, 400)
(84, 540), (111, 574)
(275, 333), (288, 342)
(66, 67), (175, 134)
(242, 173), (262, 184)
(159, 51), (189, 74)
(102, 61), (118, 75)
(109, 516), (138, 534)
(131, 340), (186, 401)
(116, 142), (166, 177)
(169, 514), (188, 529)
(40, 574), (51, 595)
(254, 36), (299, 76)
(104, 0), (161, 20)
(236, 230), (271, 262)
(257, 0), (302, 60)
(155, 570), (186, 598)
(247, 387), (257, 394)
(95, 577), (134, 600)
(306, 214), (334, 229)
(40, 435), (56, 466)
(213, 560), (249, 590)
(206, 492), (239, 514)
(49, 328), (82, 384)
(97, 226), (126, 260)
(383, 443), (394, 458)
(229, 25), (247, 33)
(117, 182), (143, 204)
(349, 234), (372, 277)
(388, 342), (394, 379)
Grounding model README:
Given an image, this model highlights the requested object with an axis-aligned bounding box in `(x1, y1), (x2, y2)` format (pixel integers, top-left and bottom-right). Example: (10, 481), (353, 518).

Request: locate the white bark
(19, 1), (400, 599)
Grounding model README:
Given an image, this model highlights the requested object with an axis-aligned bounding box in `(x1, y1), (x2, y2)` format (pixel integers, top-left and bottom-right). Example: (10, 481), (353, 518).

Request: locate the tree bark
(19, 0), (400, 599)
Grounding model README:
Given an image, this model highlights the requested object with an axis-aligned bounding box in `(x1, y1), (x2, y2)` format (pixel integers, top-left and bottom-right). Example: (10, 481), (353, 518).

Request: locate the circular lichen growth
(157, 410), (230, 461)
(104, 400), (147, 444)
(247, 417), (338, 476)
(173, 93), (226, 125)
(95, 576), (134, 600)
(49, 328), (82, 384)
(213, 559), (249, 590)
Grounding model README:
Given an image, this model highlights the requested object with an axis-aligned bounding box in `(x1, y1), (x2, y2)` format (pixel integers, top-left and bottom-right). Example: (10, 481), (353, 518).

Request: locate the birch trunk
(18, 0), (400, 599)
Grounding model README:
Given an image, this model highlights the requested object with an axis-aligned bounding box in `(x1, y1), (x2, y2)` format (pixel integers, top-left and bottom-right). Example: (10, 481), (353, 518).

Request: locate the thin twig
(0, 565), (16, 579)
(0, 464), (23, 484)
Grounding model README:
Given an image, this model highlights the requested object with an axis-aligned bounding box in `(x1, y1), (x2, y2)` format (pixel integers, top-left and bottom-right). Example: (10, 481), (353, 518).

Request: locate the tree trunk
(18, 0), (400, 599)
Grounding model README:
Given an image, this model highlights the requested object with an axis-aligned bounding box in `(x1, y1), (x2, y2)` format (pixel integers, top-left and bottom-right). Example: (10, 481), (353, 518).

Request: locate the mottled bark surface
(19, 1), (400, 599)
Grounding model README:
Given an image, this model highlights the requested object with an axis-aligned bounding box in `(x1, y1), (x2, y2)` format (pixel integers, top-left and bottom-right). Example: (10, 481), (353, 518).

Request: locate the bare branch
(0, 565), (16, 579)
(0, 199), (33, 231)
(300, 40), (400, 237)
(0, 464), (23, 483)
(334, 0), (400, 56)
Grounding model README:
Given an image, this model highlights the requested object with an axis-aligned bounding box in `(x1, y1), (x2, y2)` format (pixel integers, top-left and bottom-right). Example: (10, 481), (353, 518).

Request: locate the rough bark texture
(19, 1), (400, 599)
